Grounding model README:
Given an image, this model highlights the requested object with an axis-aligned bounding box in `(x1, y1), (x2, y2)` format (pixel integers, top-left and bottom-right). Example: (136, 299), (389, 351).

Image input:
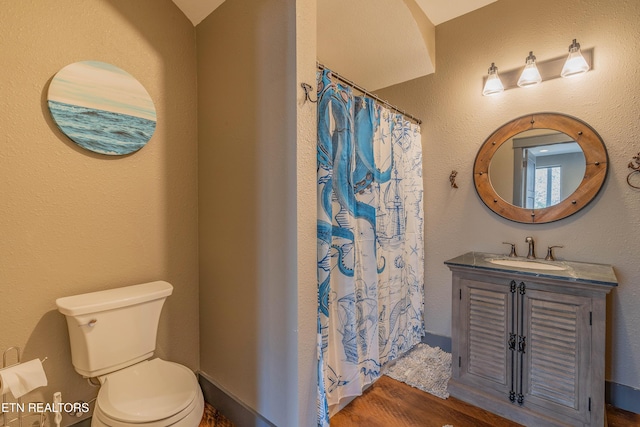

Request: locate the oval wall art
(47, 61), (156, 155)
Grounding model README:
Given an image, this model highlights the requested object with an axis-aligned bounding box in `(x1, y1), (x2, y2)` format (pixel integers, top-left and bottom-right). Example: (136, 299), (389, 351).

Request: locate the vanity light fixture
(517, 51), (542, 87)
(482, 40), (592, 96)
(561, 39), (590, 77)
(482, 63), (504, 96)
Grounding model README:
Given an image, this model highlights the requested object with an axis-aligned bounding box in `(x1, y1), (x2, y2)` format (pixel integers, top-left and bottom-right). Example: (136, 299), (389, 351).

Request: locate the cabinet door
(521, 288), (592, 424)
(458, 278), (513, 398)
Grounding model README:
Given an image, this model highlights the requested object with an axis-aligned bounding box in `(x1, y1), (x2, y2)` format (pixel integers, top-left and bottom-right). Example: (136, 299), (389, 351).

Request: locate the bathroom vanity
(445, 252), (617, 427)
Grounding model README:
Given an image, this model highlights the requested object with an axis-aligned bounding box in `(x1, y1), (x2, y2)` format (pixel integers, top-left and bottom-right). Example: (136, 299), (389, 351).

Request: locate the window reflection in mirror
(488, 129), (586, 209)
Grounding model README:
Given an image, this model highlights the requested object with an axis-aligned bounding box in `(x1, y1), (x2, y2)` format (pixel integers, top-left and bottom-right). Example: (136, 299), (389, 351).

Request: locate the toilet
(56, 281), (204, 427)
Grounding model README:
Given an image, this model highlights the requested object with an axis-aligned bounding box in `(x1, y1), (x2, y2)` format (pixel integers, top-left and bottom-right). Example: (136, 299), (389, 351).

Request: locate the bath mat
(384, 343), (452, 399)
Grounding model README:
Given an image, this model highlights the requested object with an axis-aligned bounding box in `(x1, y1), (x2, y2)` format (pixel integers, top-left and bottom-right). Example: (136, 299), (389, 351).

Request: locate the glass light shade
(483, 63), (504, 96)
(517, 52), (542, 87)
(561, 39), (590, 77)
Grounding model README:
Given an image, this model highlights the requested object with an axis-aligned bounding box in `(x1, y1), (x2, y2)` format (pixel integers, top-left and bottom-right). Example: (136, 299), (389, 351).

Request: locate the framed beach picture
(47, 61), (156, 155)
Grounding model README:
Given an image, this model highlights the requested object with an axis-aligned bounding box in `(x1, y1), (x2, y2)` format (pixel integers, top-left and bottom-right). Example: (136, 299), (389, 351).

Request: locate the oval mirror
(474, 113), (608, 223)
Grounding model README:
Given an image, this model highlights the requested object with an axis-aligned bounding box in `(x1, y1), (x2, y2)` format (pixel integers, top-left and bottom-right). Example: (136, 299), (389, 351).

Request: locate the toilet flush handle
(79, 319), (98, 327)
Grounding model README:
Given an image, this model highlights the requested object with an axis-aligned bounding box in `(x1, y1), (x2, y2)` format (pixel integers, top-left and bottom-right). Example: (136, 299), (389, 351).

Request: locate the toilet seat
(94, 359), (203, 427)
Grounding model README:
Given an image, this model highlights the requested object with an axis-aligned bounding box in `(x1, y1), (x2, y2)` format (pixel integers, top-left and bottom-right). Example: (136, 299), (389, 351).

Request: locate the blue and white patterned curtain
(316, 69), (425, 426)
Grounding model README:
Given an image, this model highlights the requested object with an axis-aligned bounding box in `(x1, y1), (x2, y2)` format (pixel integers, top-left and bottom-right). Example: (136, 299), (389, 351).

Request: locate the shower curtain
(316, 69), (425, 426)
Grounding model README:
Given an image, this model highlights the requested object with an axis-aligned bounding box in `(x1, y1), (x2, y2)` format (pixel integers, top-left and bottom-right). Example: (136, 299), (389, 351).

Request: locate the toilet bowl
(56, 281), (204, 427)
(92, 359), (204, 427)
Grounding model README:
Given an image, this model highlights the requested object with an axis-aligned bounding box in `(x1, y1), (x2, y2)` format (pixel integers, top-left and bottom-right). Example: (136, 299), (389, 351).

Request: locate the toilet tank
(56, 281), (173, 378)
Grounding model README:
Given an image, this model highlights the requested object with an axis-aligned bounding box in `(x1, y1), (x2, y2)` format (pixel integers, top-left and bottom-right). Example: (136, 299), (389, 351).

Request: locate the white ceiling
(415, 0), (495, 26)
(172, 0), (225, 26)
(172, 0), (496, 90)
(318, 0), (435, 91)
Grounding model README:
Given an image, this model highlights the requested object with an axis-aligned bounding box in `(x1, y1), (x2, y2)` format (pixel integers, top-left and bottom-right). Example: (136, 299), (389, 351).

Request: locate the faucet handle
(545, 245), (564, 261)
(502, 242), (518, 257)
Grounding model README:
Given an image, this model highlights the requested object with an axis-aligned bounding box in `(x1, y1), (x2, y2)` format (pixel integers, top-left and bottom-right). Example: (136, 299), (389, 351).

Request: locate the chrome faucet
(525, 236), (536, 259)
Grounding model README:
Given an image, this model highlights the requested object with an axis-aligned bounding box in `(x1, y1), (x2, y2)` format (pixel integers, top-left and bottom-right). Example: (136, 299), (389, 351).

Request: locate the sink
(489, 258), (566, 271)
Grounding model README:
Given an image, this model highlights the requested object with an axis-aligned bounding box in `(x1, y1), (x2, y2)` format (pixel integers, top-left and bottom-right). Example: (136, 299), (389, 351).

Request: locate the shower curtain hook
(301, 83), (318, 103)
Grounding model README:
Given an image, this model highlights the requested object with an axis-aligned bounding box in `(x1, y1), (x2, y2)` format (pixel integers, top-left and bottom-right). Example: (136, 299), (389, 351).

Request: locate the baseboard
(422, 332), (451, 353)
(197, 371), (276, 427)
(606, 380), (640, 414)
(67, 373), (276, 427)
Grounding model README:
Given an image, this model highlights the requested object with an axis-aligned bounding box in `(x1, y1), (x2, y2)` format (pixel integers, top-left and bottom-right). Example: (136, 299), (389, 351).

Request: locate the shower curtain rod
(317, 62), (422, 125)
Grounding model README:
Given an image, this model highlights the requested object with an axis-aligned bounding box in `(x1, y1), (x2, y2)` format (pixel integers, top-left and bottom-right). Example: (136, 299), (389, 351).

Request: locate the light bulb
(483, 63), (504, 96)
(517, 51), (542, 87)
(561, 39), (589, 77)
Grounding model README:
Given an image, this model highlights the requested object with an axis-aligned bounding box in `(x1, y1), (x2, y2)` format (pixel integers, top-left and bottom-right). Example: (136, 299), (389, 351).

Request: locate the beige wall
(295, 0), (320, 424)
(377, 0), (640, 391)
(0, 0), (199, 421)
(197, 0), (317, 425)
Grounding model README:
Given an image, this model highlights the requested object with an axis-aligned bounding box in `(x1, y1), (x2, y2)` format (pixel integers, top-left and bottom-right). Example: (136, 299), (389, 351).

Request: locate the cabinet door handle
(518, 281), (526, 295)
(508, 333), (517, 351)
(518, 335), (527, 353)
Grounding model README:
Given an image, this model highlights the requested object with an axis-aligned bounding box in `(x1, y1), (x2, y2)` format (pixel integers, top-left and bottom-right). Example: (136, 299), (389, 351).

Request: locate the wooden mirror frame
(474, 112), (608, 223)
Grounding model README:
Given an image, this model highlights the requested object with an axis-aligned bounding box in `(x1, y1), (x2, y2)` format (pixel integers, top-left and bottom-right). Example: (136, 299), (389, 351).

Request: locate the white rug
(384, 343), (452, 399)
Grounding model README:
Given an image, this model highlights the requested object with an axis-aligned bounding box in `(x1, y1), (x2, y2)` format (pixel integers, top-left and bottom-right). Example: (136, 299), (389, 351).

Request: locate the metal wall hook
(301, 82), (318, 103)
(450, 170), (459, 188)
(627, 152), (640, 189)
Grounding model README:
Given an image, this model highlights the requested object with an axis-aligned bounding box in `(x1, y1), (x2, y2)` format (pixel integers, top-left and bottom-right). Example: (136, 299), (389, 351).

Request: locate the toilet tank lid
(56, 281), (173, 316)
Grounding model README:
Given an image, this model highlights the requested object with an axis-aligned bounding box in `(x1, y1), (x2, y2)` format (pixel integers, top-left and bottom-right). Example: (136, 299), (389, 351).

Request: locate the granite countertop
(445, 252), (618, 287)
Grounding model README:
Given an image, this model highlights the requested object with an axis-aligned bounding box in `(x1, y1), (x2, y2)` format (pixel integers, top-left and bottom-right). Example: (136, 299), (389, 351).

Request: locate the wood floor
(330, 375), (640, 427)
(198, 375), (639, 426)
(199, 403), (235, 427)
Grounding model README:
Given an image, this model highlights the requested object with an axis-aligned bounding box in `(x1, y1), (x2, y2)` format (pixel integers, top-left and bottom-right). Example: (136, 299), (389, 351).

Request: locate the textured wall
(377, 0), (640, 391)
(0, 0), (199, 422)
(197, 0), (317, 425)
(295, 0), (320, 425)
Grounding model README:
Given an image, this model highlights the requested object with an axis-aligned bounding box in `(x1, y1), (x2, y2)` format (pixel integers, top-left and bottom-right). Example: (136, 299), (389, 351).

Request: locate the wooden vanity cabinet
(447, 262), (616, 427)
